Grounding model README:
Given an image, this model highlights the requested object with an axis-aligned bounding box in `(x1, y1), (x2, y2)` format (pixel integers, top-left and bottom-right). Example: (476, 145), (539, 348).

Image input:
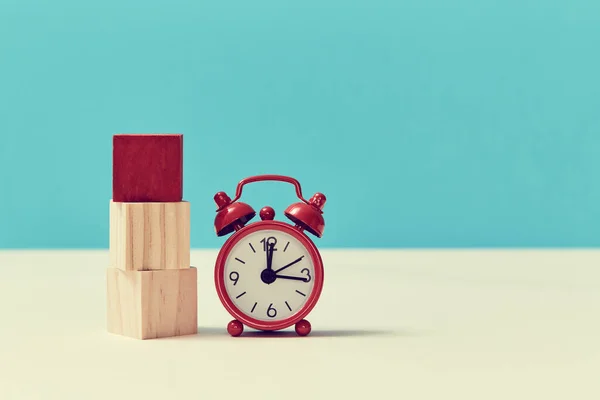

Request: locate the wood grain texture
(110, 201), (190, 271)
(113, 134), (183, 202)
(106, 267), (198, 339)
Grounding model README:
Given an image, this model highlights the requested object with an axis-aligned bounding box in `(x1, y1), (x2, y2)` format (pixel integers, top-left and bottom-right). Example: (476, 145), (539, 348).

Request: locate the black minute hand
(266, 243), (274, 270)
(273, 256), (304, 274)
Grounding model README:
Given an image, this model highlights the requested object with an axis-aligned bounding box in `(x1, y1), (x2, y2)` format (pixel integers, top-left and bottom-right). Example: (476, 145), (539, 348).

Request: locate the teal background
(0, 0), (599, 249)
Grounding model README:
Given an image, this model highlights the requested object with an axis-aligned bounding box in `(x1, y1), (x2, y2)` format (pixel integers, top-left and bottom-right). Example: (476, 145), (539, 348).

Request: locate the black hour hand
(275, 274), (308, 282)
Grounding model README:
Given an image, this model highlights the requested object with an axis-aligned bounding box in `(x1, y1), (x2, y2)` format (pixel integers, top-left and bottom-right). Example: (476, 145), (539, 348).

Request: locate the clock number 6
(301, 268), (311, 283)
(267, 303), (277, 318)
(229, 271), (239, 286)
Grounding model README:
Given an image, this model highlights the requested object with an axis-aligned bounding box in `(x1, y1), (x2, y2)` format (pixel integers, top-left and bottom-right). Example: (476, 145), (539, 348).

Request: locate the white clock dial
(223, 229), (315, 322)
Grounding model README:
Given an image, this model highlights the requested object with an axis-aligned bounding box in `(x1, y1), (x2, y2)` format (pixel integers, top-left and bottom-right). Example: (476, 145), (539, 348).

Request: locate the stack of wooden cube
(106, 134), (198, 340)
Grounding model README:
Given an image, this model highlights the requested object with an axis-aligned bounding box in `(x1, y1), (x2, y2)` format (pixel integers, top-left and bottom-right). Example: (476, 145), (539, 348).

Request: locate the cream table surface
(0, 249), (598, 400)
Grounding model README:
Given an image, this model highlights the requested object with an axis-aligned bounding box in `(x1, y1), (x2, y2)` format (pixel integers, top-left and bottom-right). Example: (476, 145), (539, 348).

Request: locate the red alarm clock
(213, 175), (326, 337)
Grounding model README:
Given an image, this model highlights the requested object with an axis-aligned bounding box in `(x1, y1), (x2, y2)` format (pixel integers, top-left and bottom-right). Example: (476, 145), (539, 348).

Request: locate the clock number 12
(260, 237), (277, 251)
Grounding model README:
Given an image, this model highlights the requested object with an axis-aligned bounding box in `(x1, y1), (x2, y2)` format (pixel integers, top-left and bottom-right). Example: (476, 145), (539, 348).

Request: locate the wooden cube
(106, 267), (198, 339)
(113, 134), (183, 202)
(109, 201), (190, 271)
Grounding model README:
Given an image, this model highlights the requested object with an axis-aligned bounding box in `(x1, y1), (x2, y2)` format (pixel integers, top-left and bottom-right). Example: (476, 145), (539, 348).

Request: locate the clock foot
(295, 319), (311, 336)
(227, 320), (244, 337)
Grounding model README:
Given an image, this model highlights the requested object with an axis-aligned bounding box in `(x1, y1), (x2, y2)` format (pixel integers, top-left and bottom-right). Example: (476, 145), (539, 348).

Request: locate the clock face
(222, 228), (316, 322)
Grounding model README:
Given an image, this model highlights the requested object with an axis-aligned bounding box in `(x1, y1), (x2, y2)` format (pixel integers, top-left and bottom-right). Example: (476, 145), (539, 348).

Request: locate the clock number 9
(229, 271), (239, 286)
(267, 303), (277, 318)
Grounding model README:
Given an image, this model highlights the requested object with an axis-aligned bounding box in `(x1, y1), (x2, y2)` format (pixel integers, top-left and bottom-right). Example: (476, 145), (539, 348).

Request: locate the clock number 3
(301, 268), (311, 283)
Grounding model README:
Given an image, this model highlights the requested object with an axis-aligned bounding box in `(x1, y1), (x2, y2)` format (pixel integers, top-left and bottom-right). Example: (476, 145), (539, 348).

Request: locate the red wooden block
(113, 134), (183, 202)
